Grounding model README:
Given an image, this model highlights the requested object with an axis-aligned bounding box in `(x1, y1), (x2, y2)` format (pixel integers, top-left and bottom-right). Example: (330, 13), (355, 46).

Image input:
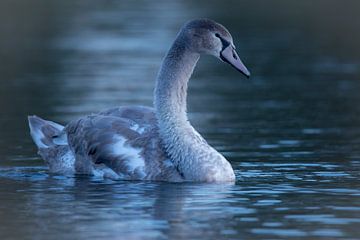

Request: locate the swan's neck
(154, 38), (235, 182)
(154, 39), (199, 127)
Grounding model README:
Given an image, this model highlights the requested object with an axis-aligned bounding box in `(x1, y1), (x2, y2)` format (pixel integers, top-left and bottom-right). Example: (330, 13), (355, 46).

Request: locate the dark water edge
(0, 0), (360, 239)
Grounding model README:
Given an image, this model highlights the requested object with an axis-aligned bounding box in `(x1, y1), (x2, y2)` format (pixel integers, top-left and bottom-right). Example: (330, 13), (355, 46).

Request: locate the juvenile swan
(28, 19), (250, 182)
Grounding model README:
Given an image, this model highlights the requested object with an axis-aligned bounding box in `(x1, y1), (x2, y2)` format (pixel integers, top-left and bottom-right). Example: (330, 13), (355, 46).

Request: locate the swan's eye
(215, 33), (220, 38)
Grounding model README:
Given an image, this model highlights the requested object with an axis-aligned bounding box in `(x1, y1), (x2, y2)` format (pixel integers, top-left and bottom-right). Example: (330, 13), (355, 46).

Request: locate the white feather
(130, 123), (146, 134)
(112, 135), (145, 177)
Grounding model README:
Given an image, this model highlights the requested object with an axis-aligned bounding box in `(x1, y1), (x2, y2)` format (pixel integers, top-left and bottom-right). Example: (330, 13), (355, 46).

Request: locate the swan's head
(181, 19), (250, 77)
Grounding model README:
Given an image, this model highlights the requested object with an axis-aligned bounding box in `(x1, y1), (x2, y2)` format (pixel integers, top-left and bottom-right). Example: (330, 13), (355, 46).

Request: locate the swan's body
(28, 19), (250, 182)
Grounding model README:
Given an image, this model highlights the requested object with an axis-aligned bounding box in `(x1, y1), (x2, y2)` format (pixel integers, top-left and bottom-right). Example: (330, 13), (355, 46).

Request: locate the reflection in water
(1, 165), (359, 239)
(0, 171), (236, 239)
(1, 0), (360, 239)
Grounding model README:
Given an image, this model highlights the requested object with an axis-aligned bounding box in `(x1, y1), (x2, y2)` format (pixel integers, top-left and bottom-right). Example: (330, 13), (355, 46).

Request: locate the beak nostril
(232, 52), (238, 60)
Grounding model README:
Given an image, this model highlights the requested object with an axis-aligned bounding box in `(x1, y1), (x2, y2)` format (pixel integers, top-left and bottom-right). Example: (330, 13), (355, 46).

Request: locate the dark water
(1, 0), (360, 239)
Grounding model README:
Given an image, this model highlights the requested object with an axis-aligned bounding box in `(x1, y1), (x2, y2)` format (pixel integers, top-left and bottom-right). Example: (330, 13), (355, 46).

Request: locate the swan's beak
(220, 45), (250, 78)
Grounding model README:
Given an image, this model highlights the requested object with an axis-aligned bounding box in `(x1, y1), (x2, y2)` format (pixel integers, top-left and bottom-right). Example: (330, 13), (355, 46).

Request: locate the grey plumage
(28, 19), (250, 182)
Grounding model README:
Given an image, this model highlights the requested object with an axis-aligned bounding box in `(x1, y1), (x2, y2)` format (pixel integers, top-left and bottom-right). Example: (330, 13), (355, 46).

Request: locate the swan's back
(29, 106), (183, 181)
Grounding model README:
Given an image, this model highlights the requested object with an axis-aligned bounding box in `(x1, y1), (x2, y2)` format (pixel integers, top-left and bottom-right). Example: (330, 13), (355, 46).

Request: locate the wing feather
(65, 106), (183, 181)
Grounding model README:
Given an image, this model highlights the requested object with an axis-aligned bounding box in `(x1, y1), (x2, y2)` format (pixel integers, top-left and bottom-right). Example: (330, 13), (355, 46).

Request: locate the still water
(1, 0), (360, 239)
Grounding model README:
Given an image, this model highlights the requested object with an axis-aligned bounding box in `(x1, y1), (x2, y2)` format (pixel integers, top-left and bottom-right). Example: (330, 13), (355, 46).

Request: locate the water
(1, 0), (360, 239)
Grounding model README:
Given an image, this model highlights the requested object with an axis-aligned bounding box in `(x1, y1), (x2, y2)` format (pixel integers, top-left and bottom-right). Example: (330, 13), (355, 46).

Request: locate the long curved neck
(153, 36), (235, 182)
(154, 39), (199, 126)
(154, 37), (202, 162)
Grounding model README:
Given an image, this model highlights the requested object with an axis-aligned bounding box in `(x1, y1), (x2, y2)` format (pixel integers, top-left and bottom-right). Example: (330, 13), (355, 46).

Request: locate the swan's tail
(28, 116), (75, 174)
(28, 115), (65, 148)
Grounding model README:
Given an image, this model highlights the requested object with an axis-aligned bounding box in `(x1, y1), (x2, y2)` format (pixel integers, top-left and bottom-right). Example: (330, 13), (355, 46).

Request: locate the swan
(28, 19), (250, 182)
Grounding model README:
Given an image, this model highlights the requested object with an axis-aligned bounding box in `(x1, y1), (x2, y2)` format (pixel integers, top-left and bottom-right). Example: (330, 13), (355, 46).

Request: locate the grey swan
(28, 19), (250, 182)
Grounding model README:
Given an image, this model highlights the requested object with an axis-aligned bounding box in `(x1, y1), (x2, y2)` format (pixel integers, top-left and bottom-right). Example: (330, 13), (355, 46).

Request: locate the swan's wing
(99, 106), (157, 128)
(65, 110), (182, 181)
(65, 114), (148, 179)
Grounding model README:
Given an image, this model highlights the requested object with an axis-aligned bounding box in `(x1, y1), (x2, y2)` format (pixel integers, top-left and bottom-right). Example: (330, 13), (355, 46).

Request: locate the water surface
(0, 0), (360, 239)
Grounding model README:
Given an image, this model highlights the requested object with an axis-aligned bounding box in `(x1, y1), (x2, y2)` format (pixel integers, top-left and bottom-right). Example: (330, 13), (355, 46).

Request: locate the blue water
(0, 0), (360, 239)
